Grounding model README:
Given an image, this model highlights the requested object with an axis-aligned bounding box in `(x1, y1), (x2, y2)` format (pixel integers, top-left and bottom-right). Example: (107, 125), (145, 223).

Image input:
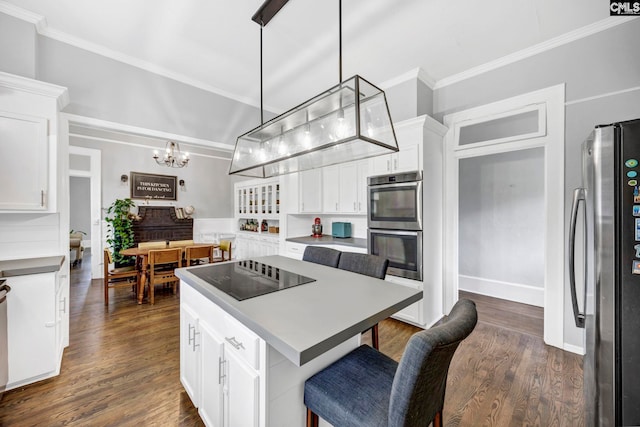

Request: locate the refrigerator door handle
(569, 187), (586, 328)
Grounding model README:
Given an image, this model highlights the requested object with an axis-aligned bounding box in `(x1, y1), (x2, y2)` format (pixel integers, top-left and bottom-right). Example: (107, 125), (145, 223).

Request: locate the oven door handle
(369, 229), (421, 236)
(368, 181), (420, 191)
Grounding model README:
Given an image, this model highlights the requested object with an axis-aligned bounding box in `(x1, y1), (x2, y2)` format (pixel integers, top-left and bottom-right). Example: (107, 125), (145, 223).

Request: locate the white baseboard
(459, 275), (544, 307)
(563, 342), (585, 355)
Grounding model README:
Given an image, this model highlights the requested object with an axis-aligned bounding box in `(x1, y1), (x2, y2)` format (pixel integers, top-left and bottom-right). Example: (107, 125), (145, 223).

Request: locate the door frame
(443, 84), (566, 349)
(68, 145), (102, 279)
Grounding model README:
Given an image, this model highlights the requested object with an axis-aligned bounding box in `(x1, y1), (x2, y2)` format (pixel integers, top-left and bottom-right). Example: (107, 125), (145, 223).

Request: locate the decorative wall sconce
(179, 179), (185, 188)
(121, 174), (128, 183)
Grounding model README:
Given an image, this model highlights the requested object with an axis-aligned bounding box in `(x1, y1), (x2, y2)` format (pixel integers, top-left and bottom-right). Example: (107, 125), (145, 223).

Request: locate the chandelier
(153, 141), (189, 168)
(228, 0), (398, 178)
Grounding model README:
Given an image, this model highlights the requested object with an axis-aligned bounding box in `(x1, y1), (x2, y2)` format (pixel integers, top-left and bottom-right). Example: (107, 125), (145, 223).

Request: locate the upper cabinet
(322, 160), (368, 214)
(299, 169), (323, 213)
(0, 72), (68, 213)
(369, 139), (421, 176)
(236, 178), (280, 219)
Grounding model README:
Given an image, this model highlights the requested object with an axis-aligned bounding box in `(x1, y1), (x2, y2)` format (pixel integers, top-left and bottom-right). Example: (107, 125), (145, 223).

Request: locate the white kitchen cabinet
(299, 169), (322, 213)
(0, 75), (67, 213)
(236, 233), (278, 259)
(321, 165), (341, 213)
(180, 285), (266, 427)
(370, 143), (420, 175)
(6, 272), (58, 389)
(180, 304), (201, 407)
(0, 112), (49, 211)
(55, 271), (69, 359)
(320, 160), (368, 214)
(224, 346), (260, 427)
(199, 321), (224, 427)
(386, 275), (424, 326)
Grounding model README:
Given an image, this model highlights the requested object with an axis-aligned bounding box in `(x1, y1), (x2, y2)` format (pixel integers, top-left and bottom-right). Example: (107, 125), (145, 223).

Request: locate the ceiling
(5, 0), (608, 113)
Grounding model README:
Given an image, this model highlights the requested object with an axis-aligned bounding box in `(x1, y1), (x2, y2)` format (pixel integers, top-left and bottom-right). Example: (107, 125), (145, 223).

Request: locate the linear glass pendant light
(229, 0), (398, 178)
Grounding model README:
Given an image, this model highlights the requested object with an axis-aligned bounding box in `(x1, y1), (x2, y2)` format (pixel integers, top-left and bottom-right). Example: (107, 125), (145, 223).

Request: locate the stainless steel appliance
(569, 118), (640, 426)
(368, 229), (422, 280)
(368, 171), (422, 230)
(368, 171), (423, 280)
(0, 279), (10, 396)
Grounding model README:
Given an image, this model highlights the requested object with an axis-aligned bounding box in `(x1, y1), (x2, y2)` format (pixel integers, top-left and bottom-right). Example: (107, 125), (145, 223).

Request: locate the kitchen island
(175, 255), (422, 427)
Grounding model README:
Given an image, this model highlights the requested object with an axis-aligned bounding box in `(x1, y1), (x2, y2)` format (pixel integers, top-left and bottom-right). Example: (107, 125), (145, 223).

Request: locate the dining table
(120, 243), (219, 304)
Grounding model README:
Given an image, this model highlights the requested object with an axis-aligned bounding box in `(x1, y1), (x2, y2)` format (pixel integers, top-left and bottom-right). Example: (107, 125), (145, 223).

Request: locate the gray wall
(433, 19), (640, 348)
(69, 176), (91, 239)
(459, 148), (545, 286)
(385, 77), (434, 122)
(70, 136), (235, 218)
(0, 13), (36, 78)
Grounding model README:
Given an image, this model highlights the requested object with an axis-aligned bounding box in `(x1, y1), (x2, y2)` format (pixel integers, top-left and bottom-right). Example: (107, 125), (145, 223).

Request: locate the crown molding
(0, 1), (279, 113)
(63, 113), (234, 152)
(434, 16), (639, 89)
(379, 67), (437, 91)
(0, 71), (69, 109)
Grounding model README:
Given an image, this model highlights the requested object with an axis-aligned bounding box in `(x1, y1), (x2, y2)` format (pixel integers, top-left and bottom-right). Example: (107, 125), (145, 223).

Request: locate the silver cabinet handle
(218, 357), (226, 384)
(225, 336), (245, 350)
(335, 202), (338, 211)
(188, 324), (200, 351)
(60, 297), (66, 314)
(41, 190), (45, 207)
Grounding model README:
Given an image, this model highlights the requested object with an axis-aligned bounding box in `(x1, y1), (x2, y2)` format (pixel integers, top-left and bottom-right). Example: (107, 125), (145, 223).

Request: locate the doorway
(443, 85), (565, 349)
(69, 146), (102, 279)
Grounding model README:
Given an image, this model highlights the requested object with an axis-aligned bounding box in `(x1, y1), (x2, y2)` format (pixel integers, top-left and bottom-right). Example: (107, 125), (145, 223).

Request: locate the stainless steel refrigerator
(569, 118), (640, 427)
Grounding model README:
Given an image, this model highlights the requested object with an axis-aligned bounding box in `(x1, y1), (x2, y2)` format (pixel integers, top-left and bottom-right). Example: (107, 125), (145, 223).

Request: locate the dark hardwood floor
(0, 254), (584, 426)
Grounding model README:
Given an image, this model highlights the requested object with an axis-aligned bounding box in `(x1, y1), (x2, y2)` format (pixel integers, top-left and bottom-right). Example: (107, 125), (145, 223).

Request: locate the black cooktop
(188, 259), (316, 301)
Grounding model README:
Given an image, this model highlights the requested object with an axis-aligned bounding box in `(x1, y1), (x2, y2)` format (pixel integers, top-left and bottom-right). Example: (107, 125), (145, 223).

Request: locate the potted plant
(105, 198), (136, 266)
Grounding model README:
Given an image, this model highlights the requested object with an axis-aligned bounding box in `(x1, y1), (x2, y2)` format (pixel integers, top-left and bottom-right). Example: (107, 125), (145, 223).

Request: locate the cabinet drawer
(222, 314), (260, 370)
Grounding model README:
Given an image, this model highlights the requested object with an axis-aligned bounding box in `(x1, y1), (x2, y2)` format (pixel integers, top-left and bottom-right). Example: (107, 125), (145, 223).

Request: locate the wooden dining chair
(213, 240), (232, 262)
(146, 248), (182, 305)
(138, 241), (167, 249)
(103, 248), (138, 305)
(338, 252), (389, 350)
(169, 239), (194, 248)
(185, 245), (214, 266)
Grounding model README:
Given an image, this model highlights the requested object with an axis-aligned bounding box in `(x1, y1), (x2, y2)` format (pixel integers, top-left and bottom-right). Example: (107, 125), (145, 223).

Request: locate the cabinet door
(370, 153), (392, 175)
(180, 304), (201, 407)
(299, 169), (322, 213)
(55, 272), (69, 358)
(0, 112), (49, 210)
(6, 273), (56, 386)
(224, 348), (260, 427)
(200, 321), (224, 427)
(394, 143), (420, 173)
(357, 161), (369, 214)
(339, 163), (358, 213)
(322, 165), (341, 213)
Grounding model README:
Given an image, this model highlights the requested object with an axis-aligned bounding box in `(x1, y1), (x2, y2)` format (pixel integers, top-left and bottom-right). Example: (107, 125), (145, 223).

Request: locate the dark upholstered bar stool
(304, 299), (478, 427)
(302, 246), (342, 268)
(338, 252), (389, 349)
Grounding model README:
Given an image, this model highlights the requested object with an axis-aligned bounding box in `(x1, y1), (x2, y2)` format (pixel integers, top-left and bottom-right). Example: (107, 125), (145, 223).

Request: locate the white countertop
(176, 255), (421, 366)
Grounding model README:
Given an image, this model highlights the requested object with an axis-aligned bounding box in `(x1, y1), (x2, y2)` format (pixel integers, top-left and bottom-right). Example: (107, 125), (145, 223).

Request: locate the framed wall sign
(130, 172), (177, 201)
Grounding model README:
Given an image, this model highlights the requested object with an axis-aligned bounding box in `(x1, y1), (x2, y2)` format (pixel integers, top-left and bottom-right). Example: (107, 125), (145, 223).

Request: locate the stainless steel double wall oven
(367, 171), (423, 280)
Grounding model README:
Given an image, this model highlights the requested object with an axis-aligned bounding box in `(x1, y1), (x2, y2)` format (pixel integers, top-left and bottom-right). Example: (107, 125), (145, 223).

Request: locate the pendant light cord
(260, 23), (264, 125)
(339, 0), (342, 83)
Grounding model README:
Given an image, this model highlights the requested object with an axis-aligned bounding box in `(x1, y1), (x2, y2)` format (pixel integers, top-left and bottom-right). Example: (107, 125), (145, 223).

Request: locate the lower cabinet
(5, 271), (67, 390)
(235, 233), (279, 259)
(180, 285), (264, 427)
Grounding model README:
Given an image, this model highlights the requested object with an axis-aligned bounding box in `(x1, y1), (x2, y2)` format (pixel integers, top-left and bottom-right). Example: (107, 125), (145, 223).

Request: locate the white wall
(433, 19), (640, 349)
(69, 176), (91, 240)
(458, 148), (545, 305)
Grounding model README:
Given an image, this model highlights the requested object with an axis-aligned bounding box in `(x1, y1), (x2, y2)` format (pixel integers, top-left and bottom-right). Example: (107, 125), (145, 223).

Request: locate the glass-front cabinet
(237, 179), (279, 219)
